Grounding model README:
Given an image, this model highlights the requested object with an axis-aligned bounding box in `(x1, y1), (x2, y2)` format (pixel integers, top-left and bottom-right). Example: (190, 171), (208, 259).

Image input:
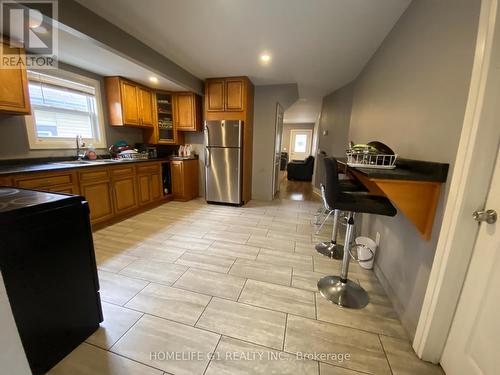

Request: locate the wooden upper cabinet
(121, 80), (140, 125)
(0, 42), (31, 115)
(206, 79), (225, 111)
(105, 77), (154, 127)
(138, 87), (153, 126)
(225, 79), (244, 111)
(175, 92), (202, 131)
(205, 77), (249, 114)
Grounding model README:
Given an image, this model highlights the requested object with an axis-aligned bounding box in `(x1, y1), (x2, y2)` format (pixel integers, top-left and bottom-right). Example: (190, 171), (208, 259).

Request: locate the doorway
(278, 123), (317, 201)
(413, 0), (500, 367)
(440, 145), (499, 374)
(272, 103), (284, 198)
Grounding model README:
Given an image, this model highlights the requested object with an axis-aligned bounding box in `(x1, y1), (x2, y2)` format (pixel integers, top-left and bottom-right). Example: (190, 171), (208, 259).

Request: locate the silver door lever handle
(473, 209), (497, 224)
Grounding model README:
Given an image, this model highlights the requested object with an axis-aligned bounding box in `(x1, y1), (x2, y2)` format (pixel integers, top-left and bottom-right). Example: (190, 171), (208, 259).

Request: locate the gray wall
(252, 84), (299, 200)
(315, 82), (355, 188)
(319, 0), (480, 337)
(0, 63), (144, 160)
(281, 122), (315, 153)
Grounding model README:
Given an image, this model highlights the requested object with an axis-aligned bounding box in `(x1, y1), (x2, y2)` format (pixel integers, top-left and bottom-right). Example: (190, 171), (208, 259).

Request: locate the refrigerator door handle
(205, 147), (210, 167)
(204, 122), (209, 145)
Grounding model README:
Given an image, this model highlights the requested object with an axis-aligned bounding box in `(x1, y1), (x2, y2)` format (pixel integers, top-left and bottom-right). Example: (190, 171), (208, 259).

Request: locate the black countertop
(0, 155), (198, 176)
(337, 157), (449, 183)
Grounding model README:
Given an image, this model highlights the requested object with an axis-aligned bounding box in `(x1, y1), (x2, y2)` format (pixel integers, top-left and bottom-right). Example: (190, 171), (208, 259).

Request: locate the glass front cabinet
(143, 91), (183, 145)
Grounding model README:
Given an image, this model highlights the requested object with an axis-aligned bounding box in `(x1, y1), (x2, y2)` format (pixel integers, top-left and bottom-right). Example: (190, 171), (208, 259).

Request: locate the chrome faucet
(76, 135), (86, 160)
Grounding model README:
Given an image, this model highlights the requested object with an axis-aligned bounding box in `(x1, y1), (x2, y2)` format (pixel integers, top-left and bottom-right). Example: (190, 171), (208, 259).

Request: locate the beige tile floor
(48, 198), (444, 375)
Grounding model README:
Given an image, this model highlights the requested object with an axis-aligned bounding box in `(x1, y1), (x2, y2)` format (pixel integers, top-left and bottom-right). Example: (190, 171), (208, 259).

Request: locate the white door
(272, 103), (284, 197)
(289, 129), (312, 160)
(441, 145), (500, 375)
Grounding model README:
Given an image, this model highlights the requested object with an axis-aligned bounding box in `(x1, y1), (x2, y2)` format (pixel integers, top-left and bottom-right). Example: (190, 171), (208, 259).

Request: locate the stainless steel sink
(56, 160), (93, 165)
(90, 159), (136, 163)
(55, 159), (138, 166)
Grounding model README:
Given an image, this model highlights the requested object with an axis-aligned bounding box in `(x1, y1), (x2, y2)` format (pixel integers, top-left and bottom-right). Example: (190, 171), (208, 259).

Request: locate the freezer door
(205, 147), (242, 204)
(204, 120), (242, 148)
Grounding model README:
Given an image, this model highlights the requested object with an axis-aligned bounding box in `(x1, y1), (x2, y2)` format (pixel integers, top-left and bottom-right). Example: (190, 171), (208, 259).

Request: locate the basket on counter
(346, 146), (397, 169)
(117, 151), (149, 160)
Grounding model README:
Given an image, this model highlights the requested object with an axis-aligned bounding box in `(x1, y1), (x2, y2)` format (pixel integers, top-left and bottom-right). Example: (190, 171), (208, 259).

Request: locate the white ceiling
(57, 29), (185, 91)
(74, 0), (411, 121)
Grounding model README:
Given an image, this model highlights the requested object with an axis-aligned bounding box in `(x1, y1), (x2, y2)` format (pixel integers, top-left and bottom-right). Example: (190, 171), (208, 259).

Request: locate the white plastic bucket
(355, 236), (377, 270)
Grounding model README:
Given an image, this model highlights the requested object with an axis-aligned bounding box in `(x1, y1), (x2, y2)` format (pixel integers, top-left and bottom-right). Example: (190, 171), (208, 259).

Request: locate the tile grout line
(121, 281), (151, 307)
(314, 292), (318, 320)
(194, 296), (213, 327)
(83, 342), (166, 374)
(378, 334), (395, 375)
(202, 334), (222, 375)
(282, 313), (288, 351)
(107, 310), (145, 352)
(236, 278), (249, 301)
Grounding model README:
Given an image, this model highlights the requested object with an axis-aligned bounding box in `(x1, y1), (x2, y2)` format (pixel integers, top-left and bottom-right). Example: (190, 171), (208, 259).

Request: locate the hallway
(277, 171), (320, 202)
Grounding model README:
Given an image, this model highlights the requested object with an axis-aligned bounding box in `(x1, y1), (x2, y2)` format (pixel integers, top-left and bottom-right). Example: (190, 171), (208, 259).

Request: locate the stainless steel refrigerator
(205, 120), (243, 205)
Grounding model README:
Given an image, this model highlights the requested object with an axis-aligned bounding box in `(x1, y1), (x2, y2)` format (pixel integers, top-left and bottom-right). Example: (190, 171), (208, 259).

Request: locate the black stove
(0, 187), (102, 374)
(0, 187), (76, 216)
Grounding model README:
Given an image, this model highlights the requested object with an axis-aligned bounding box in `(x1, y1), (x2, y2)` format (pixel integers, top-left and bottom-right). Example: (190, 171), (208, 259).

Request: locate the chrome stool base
(317, 276), (369, 309)
(315, 241), (344, 259)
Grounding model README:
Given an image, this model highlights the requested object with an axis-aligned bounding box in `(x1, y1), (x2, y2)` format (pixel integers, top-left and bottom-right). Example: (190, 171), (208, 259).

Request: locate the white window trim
(25, 69), (107, 150)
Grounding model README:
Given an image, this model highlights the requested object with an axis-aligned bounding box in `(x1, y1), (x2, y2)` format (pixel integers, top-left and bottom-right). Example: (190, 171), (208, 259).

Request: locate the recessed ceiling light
(149, 76), (159, 84)
(260, 53), (271, 64)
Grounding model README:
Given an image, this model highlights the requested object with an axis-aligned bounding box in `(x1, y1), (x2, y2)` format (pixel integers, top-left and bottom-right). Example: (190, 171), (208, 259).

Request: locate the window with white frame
(26, 69), (107, 149)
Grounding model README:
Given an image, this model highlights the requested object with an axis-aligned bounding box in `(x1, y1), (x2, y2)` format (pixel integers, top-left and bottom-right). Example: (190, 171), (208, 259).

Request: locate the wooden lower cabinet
(3, 161), (165, 226)
(137, 171), (162, 205)
(49, 185), (80, 195)
(171, 159), (199, 201)
(80, 180), (114, 224)
(137, 174), (152, 205)
(12, 170), (79, 195)
(0, 176), (12, 186)
(112, 176), (138, 215)
(151, 172), (162, 201)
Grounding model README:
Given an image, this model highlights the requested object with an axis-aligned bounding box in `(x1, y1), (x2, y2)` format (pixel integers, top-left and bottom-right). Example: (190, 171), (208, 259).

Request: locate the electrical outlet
(375, 232), (381, 247)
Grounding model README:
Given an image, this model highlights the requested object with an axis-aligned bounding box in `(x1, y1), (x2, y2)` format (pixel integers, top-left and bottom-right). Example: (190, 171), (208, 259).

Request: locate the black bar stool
(315, 168), (366, 260)
(317, 157), (397, 309)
